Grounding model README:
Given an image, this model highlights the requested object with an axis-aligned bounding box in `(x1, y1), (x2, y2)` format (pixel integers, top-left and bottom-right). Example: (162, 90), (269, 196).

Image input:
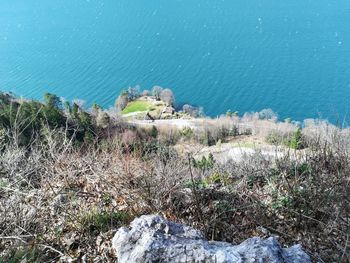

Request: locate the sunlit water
(1, 0), (350, 123)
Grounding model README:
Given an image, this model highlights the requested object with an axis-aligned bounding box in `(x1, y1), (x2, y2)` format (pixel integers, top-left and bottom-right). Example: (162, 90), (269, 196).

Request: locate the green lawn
(122, 100), (152, 114)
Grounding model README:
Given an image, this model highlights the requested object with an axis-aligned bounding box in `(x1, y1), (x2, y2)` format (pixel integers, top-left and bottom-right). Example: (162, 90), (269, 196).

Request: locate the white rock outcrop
(112, 215), (310, 263)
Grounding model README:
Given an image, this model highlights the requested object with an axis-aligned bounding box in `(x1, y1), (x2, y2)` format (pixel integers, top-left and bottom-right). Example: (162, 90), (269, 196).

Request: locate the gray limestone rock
(112, 215), (310, 263)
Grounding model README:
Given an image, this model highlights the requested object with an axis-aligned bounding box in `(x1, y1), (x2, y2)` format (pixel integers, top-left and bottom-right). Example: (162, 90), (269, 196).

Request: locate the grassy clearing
(122, 97), (168, 119)
(122, 100), (152, 114)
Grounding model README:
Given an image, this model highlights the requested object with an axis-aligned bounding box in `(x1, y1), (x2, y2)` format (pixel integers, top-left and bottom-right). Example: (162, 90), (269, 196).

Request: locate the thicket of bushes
(0, 92), (103, 146)
(266, 127), (306, 149)
(0, 93), (349, 262)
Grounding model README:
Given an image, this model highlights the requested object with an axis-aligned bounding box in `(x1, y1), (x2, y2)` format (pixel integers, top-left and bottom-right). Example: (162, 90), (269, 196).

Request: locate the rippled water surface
(1, 0), (350, 122)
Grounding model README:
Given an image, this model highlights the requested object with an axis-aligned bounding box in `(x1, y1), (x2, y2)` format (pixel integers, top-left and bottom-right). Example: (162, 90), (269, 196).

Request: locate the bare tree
(142, 90), (151, 96)
(96, 111), (110, 128)
(258, 108), (278, 121)
(127, 86), (140, 101)
(182, 104), (203, 117)
(160, 88), (175, 106)
(152, 86), (163, 100)
(115, 92), (129, 111)
(72, 99), (86, 109)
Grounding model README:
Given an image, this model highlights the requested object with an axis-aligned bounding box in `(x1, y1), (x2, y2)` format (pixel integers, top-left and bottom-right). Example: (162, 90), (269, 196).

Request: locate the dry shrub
(0, 122), (349, 262)
(0, 127), (189, 261)
(155, 125), (181, 144)
(187, 116), (297, 146)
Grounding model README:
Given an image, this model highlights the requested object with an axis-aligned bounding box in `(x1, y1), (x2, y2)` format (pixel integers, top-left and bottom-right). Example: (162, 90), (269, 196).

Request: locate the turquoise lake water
(1, 0), (350, 122)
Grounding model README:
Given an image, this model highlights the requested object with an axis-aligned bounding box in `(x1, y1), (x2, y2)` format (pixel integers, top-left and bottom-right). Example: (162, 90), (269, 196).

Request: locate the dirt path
(127, 119), (198, 129)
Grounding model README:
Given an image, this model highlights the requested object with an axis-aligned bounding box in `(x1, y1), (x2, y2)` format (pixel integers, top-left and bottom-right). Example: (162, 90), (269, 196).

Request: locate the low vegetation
(122, 100), (152, 114)
(0, 92), (349, 262)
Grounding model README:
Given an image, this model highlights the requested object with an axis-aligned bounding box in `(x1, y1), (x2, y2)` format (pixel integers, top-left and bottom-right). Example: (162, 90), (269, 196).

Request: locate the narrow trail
(127, 119), (198, 129)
